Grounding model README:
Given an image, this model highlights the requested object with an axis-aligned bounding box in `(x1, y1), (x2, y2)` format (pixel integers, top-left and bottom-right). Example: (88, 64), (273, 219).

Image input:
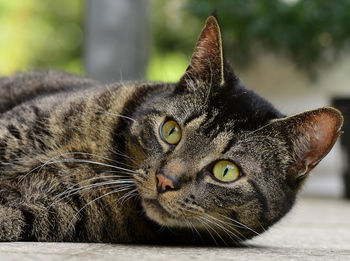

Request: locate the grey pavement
(0, 198), (349, 261)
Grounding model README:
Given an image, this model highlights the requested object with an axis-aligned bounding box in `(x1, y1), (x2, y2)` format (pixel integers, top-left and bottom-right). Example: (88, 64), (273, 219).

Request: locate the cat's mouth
(142, 198), (182, 226)
(143, 198), (174, 217)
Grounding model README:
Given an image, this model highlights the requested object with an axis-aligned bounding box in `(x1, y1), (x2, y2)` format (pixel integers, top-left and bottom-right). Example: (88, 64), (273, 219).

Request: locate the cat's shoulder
(0, 71), (99, 114)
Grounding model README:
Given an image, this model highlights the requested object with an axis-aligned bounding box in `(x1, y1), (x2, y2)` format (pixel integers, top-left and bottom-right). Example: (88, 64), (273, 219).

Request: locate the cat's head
(127, 16), (343, 242)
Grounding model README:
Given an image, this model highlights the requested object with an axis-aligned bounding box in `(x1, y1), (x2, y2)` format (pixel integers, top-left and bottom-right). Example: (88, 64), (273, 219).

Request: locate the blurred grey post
(84, 0), (149, 82)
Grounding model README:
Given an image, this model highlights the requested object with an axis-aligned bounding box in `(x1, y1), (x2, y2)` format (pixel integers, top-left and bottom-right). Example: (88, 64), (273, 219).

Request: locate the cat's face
(127, 16), (343, 241)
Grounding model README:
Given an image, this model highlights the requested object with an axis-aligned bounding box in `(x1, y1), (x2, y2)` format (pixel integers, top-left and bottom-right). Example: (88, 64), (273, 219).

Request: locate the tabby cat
(0, 15), (343, 245)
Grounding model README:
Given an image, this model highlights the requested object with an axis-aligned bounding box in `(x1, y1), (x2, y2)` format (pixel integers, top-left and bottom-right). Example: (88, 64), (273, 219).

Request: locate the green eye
(160, 120), (182, 145)
(212, 160), (240, 183)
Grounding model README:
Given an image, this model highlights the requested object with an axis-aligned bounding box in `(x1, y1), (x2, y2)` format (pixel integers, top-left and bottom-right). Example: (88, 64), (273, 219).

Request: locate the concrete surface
(0, 198), (349, 261)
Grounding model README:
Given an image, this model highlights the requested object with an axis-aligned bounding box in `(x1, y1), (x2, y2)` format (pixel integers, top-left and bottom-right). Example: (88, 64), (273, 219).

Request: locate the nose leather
(156, 174), (176, 193)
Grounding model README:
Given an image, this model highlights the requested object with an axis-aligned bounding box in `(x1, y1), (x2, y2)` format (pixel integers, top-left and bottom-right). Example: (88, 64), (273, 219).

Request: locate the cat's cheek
(133, 172), (158, 199)
(141, 199), (181, 227)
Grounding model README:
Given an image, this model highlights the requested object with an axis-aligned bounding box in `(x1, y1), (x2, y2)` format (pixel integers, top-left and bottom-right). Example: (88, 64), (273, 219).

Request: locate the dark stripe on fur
(248, 179), (268, 223)
(183, 112), (203, 126)
(7, 124), (21, 140)
(202, 109), (218, 137)
(0, 72), (97, 114)
(0, 139), (8, 164)
(20, 208), (36, 241)
(112, 84), (167, 172)
(16, 106), (52, 153)
(134, 108), (162, 118)
(222, 136), (237, 154)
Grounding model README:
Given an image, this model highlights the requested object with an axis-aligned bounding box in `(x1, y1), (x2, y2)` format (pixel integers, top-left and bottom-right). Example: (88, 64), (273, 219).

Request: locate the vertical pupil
(168, 127), (176, 136)
(223, 167), (229, 177)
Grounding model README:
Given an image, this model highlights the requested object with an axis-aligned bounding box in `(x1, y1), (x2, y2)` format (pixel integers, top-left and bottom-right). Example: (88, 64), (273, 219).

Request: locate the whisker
(69, 186), (135, 228)
(58, 152), (137, 169)
(95, 110), (136, 122)
(204, 213), (244, 229)
(65, 159), (137, 173)
(32, 158), (137, 176)
(117, 188), (138, 205)
(54, 179), (134, 200)
(190, 221), (203, 242)
(179, 210), (203, 242)
(21, 151), (138, 182)
(49, 181), (135, 208)
(196, 217), (218, 246)
(257, 220), (267, 233)
(203, 213), (246, 239)
(202, 214), (243, 242)
(47, 172), (134, 199)
(100, 170), (138, 175)
(198, 216), (230, 246)
(217, 213), (260, 236)
(108, 147), (138, 165)
(179, 207), (244, 242)
(184, 219), (195, 238)
(59, 174), (133, 192)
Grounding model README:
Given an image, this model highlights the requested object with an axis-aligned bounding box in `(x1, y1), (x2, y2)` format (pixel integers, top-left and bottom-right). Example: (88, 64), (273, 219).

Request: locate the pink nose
(156, 174), (175, 193)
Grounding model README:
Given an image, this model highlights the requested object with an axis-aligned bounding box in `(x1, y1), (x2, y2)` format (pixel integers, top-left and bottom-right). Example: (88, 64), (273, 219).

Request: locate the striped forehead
(157, 90), (209, 119)
(182, 113), (235, 152)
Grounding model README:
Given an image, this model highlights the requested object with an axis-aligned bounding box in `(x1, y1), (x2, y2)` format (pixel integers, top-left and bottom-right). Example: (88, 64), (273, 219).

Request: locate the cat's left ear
(179, 15), (228, 88)
(268, 107), (343, 189)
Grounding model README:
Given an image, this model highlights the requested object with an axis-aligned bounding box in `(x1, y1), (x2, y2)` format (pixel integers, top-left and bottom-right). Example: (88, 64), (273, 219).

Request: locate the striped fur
(0, 16), (342, 245)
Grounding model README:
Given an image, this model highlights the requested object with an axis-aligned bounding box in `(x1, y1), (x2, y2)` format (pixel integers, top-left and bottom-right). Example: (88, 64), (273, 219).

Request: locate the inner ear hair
(274, 107), (343, 189)
(179, 15), (225, 88)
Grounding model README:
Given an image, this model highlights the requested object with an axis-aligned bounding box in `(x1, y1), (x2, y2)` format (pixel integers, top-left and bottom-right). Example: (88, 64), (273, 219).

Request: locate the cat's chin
(142, 198), (187, 227)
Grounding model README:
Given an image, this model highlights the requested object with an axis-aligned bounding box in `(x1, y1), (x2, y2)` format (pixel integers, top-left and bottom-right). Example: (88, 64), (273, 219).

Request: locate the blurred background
(0, 0), (349, 198)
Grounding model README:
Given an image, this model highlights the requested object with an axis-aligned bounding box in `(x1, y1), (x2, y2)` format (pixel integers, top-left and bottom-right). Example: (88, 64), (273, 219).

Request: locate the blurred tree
(85, 0), (149, 81)
(0, 0), (84, 75)
(147, 0), (193, 81)
(189, 0), (350, 77)
(1, 0), (350, 80)
(150, 0), (350, 79)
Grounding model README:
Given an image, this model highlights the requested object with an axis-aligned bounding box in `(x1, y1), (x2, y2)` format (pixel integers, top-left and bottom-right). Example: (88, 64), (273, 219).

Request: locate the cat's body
(0, 16), (343, 244)
(0, 71), (171, 242)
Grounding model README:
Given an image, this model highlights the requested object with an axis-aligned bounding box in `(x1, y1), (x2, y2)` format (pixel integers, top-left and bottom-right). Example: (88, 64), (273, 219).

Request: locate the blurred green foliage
(147, 51), (189, 82)
(147, 0), (195, 81)
(0, 0), (84, 75)
(151, 0), (350, 79)
(1, 0), (350, 81)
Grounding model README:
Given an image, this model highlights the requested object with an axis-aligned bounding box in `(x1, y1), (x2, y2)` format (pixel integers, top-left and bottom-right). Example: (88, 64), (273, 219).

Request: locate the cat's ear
(270, 107), (343, 189)
(179, 15), (226, 88)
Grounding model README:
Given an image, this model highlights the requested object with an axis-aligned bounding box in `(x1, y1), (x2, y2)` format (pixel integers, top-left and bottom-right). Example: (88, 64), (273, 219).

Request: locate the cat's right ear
(267, 107), (343, 190)
(178, 15), (226, 89)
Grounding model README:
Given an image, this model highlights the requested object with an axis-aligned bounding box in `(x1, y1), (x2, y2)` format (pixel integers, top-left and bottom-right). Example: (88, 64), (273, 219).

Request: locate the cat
(0, 15), (343, 245)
